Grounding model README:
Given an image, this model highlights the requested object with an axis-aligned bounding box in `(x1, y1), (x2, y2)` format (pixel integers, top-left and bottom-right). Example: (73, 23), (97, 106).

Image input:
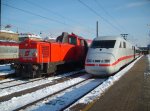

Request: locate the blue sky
(1, 0), (150, 46)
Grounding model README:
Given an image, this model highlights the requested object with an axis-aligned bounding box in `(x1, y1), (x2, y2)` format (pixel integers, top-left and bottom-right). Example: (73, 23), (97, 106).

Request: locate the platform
(89, 56), (150, 111)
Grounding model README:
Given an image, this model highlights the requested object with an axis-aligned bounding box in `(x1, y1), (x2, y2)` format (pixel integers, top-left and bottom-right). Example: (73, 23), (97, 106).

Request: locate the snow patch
(0, 64), (11, 71)
(0, 74), (91, 111)
(0, 70), (15, 76)
(0, 30), (17, 34)
(27, 79), (105, 111)
(0, 64), (14, 76)
(0, 70), (84, 97)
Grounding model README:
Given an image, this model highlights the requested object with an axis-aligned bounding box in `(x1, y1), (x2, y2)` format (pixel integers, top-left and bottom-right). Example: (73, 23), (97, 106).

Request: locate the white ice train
(85, 36), (140, 76)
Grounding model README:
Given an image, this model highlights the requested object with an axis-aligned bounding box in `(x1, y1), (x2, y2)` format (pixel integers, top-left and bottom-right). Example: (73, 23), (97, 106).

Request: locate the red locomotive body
(16, 32), (88, 78)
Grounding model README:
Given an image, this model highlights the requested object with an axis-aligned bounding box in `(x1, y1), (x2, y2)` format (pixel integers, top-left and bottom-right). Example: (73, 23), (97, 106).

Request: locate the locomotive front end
(85, 51), (116, 75)
(85, 37), (117, 76)
(16, 39), (48, 78)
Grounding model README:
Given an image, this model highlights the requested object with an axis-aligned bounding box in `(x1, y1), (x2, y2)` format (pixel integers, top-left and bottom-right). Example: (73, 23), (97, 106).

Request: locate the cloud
(116, 1), (150, 10)
(126, 1), (148, 8)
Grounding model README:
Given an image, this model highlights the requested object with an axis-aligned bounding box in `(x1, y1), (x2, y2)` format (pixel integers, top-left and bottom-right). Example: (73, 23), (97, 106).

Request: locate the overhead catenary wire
(78, 0), (122, 33)
(94, 0), (127, 33)
(23, 0), (67, 20)
(1, 3), (72, 27)
(23, 0), (95, 33)
(2, 2), (96, 37)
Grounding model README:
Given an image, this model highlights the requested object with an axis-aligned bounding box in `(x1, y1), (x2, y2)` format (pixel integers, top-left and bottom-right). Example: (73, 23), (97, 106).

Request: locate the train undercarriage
(13, 61), (84, 78)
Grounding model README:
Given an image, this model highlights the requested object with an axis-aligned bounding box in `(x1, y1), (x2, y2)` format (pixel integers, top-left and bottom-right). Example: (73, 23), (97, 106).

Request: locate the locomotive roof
(94, 36), (123, 41)
(19, 33), (42, 38)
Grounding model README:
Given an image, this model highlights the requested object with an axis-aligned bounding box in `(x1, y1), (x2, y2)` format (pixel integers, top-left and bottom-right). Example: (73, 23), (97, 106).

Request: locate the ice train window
(119, 42), (122, 48)
(123, 42), (126, 48)
(91, 40), (116, 48)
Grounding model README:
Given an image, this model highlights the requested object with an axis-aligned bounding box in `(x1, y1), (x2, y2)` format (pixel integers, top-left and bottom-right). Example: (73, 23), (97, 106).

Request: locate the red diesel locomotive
(15, 32), (88, 78)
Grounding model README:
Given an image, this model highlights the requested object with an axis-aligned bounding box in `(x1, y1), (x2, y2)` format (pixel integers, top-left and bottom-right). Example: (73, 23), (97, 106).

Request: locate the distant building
(0, 30), (18, 42)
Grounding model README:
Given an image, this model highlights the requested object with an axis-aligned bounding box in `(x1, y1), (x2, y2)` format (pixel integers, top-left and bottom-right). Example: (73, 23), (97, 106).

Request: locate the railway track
(24, 77), (106, 111)
(0, 78), (20, 84)
(0, 70), (85, 102)
(16, 75), (96, 111)
(0, 77), (45, 89)
(0, 72), (94, 111)
(0, 69), (84, 90)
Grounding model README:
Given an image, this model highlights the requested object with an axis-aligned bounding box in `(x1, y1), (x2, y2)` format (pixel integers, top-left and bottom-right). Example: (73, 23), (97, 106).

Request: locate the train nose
(85, 53), (116, 75)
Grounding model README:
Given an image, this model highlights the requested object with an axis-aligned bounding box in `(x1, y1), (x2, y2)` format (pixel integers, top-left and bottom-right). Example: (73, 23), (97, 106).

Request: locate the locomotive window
(69, 36), (77, 45)
(56, 36), (63, 43)
(80, 40), (85, 46)
(123, 42), (126, 48)
(132, 46), (134, 50)
(19, 37), (28, 42)
(119, 42), (122, 48)
(91, 40), (116, 48)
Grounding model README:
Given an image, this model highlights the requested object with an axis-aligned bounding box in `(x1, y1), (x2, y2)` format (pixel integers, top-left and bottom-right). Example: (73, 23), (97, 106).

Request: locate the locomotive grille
(42, 46), (49, 58)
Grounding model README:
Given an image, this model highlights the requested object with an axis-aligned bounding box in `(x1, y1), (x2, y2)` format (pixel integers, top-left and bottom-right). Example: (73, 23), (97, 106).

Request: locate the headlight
(32, 51), (37, 57)
(87, 59), (110, 63)
(87, 59), (92, 62)
(104, 59), (110, 63)
(19, 53), (23, 57)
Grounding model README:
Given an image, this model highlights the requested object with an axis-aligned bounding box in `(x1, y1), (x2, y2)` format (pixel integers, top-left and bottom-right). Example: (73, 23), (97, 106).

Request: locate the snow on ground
(0, 74), (91, 111)
(0, 70), (84, 97)
(0, 64), (15, 76)
(0, 78), (19, 84)
(26, 79), (105, 111)
(65, 56), (142, 110)
(0, 70), (15, 76)
(0, 64), (11, 71)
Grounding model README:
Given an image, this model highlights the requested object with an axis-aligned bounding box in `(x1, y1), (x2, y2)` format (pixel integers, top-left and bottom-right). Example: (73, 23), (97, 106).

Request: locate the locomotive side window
(123, 42), (126, 48)
(69, 36), (77, 45)
(91, 40), (116, 48)
(119, 42), (122, 48)
(19, 37), (28, 42)
(80, 40), (85, 46)
(56, 36), (63, 43)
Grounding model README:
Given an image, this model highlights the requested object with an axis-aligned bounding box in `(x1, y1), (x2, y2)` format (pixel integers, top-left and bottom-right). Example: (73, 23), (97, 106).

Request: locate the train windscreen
(91, 40), (116, 48)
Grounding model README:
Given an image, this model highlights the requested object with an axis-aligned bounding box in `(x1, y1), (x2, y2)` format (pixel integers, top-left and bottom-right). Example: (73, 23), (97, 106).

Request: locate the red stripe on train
(85, 55), (137, 67)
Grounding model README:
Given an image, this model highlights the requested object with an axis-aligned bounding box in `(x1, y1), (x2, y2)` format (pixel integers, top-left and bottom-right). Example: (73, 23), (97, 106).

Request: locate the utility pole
(96, 21), (99, 38)
(147, 24), (150, 54)
(147, 24), (150, 42)
(121, 34), (128, 40)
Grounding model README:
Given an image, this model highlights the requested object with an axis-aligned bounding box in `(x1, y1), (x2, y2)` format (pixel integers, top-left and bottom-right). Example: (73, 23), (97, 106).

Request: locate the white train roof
(19, 33), (42, 38)
(94, 36), (122, 41)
